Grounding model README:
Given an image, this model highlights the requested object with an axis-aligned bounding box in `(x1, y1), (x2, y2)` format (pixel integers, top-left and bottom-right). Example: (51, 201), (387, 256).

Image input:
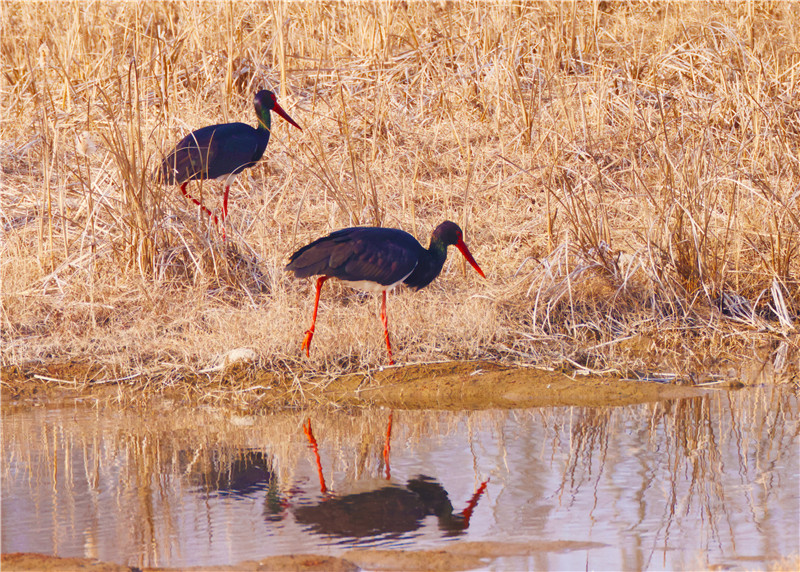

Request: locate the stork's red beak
(273, 102), (302, 131)
(455, 238), (486, 278)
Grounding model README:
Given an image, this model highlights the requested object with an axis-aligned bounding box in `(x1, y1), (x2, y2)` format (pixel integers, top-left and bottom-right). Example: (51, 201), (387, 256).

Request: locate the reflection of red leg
(459, 479), (489, 527)
(380, 291), (395, 365)
(302, 277), (329, 357)
(303, 419), (327, 494)
(383, 411), (393, 480)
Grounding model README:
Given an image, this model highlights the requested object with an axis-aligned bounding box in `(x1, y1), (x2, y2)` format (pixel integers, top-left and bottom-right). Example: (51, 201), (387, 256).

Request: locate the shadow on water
(1, 386), (798, 570)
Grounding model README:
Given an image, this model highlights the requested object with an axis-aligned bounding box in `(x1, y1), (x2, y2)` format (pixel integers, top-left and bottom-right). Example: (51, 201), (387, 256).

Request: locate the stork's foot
(301, 329), (315, 357)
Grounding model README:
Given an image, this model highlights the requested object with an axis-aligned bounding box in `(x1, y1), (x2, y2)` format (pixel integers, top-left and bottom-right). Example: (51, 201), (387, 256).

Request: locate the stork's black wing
(159, 122), (262, 184)
(286, 227), (424, 287)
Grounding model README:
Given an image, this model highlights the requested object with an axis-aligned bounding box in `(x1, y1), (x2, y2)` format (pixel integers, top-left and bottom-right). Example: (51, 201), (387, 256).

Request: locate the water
(2, 387), (798, 570)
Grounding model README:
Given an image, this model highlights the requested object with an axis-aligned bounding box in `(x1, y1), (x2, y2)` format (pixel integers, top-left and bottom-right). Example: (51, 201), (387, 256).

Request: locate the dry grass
(2, 1), (799, 384)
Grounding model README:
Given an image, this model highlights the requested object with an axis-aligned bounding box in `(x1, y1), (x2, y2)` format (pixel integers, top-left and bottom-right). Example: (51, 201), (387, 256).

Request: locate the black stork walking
(285, 221), (485, 364)
(158, 89), (301, 239)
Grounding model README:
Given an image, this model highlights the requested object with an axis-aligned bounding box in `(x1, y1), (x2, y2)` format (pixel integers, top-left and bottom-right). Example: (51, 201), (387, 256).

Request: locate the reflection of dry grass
(3, 391), (796, 568)
(770, 556), (800, 572)
(2, 2), (799, 380)
(553, 386), (799, 568)
(1, 405), (475, 568)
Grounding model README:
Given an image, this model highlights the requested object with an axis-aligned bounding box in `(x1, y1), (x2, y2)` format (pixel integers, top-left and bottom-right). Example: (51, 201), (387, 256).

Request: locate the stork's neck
(404, 238), (448, 290)
(427, 237), (449, 268)
(256, 109), (271, 132)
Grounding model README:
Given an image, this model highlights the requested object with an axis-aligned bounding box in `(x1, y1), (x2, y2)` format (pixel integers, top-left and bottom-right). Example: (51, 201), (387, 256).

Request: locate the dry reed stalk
(1, 1), (798, 384)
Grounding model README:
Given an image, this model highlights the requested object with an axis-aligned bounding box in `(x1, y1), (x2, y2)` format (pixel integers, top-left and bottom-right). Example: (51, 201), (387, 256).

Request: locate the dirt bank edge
(1, 360), (707, 410)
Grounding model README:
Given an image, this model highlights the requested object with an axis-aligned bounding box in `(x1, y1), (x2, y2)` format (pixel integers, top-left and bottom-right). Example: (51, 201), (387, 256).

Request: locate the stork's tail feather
(154, 155), (179, 186)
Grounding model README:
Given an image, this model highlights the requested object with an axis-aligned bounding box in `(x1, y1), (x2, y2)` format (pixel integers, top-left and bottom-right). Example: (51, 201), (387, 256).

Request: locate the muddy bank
(323, 361), (707, 409)
(1, 360), (709, 411)
(2, 540), (608, 571)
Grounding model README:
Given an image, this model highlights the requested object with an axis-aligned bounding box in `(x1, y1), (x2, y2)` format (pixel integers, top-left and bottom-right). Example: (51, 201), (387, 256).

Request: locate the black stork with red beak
(158, 89), (301, 239)
(286, 221), (485, 364)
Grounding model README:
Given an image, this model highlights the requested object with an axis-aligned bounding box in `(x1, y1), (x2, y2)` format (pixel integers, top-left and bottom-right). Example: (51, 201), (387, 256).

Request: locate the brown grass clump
(2, 1), (799, 386)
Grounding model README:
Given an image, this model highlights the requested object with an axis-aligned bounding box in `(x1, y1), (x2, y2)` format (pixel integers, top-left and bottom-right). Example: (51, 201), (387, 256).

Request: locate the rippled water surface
(2, 386), (798, 570)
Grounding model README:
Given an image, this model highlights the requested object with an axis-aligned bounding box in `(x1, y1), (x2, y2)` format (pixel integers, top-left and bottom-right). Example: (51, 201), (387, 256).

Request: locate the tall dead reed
(1, 1), (798, 380)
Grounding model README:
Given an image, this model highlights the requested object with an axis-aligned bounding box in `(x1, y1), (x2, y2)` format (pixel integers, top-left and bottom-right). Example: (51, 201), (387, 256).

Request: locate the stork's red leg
(383, 411), (393, 480)
(303, 419), (327, 494)
(179, 181), (191, 200)
(220, 185), (230, 241)
(302, 276), (329, 356)
(380, 291), (395, 365)
(180, 182), (218, 226)
(222, 186), (230, 221)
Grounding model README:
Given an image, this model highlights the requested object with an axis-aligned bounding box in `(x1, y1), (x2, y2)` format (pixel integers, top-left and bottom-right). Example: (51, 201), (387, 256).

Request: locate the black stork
(158, 89), (301, 239)
(285, 221), (485, 364)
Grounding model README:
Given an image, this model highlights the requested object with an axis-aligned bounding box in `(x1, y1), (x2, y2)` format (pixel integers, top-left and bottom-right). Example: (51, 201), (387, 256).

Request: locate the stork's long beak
(455, 238), (485, 278)
(273, 102), (302, 131)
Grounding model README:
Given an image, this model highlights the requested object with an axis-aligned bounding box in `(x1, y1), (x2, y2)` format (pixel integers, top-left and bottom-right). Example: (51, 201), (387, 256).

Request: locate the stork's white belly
(341, 270), (414, 293)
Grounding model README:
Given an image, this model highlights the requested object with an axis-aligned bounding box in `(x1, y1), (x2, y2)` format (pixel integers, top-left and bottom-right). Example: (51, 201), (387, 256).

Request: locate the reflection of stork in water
(303, 413), (394, 489)
(192, 450), (276, 498)
(298, 416), (488, 539)
(188, 449), (285, 519)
